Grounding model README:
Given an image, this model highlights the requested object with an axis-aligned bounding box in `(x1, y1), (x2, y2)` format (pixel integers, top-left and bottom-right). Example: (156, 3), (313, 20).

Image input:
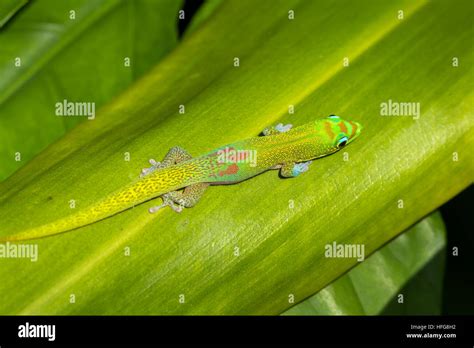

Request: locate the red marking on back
(338, 121), (348, 134)
(324, 121), (335, 138)
(218, 163), (239, 177)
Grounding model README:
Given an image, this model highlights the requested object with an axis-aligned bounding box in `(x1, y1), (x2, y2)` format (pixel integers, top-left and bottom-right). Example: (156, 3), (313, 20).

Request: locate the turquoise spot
(292, 167), (301, 177)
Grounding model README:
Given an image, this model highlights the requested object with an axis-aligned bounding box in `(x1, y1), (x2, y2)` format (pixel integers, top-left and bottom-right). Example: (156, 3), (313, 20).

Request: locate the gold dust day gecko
(1, 115), (362, 242)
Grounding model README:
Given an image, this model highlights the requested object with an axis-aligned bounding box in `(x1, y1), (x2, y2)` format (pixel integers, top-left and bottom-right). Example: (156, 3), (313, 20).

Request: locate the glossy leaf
(0, 0), (472, 314)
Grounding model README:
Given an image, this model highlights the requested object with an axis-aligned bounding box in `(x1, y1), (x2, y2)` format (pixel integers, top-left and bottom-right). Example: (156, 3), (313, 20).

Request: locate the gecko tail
(0, 188), (148, 242)
(0, 161), (201, 242)
(0, 199), (131, 242)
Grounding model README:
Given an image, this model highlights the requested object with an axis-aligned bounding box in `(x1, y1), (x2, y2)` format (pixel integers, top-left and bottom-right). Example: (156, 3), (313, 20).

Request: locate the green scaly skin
(1, 115), (361, 241)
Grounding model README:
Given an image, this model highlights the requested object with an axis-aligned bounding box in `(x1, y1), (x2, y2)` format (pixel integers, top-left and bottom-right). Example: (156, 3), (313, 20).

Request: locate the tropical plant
(0, 0), (472, 314)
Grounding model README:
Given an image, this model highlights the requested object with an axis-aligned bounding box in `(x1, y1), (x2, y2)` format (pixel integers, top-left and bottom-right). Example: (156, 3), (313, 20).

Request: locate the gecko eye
(336, 136), (348, 149)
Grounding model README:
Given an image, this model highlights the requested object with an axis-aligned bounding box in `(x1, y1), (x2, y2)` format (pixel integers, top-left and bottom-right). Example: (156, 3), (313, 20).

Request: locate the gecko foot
(292, 161), (313, 176)
(140, 159), (161, 177)
(262, 123), (293, 136)
(148, 195), (184, 213)
(275, 123), (293, 132)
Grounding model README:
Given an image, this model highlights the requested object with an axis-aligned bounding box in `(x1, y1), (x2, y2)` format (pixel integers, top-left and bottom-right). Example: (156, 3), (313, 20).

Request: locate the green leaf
(0, 0), (472, 314)
(184, 0), (224, 36)
(282, 211), (446, 315)
(0, 0), (28, 28)
(381, 250), (445, 315)
(0, 0), (182, 180)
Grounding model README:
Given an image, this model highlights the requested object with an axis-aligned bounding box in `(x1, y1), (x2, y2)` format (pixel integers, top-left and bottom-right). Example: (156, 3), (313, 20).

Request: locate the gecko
(0, 115), (362, 241)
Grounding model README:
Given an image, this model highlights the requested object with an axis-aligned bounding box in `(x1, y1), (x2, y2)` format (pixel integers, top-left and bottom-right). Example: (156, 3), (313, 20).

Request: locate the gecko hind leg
(262, 123), (293, 136)
(140, 158), (160, 177)
(144, 146), (209, 213)
(149, 195), (184, 213)
(140, 146), (192, 177)
(149, 183), (210, 214)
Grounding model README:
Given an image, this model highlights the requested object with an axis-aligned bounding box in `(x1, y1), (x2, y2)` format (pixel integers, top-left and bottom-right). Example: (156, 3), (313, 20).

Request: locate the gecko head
(314, 115), (362, 154)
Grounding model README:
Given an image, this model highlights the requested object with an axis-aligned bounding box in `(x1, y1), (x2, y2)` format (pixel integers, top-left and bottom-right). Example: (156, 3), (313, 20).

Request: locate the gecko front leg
(280, 161), (313, 178)
(144, 146), (209, 213)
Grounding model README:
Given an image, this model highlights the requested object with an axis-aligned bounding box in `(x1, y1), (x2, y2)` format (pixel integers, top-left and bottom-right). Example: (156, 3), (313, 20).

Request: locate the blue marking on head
(328, 115), (341, 123)
(336, 135), (348, 149)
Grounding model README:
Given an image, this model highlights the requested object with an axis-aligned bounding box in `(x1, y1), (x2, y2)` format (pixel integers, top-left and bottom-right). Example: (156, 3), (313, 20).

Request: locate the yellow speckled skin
(2, 117), (361, 241)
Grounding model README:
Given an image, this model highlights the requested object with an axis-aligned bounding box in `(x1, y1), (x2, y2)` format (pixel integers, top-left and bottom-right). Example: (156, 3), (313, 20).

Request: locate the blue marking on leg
(275, 123), (293, 133)
(292, 161), (313, 176)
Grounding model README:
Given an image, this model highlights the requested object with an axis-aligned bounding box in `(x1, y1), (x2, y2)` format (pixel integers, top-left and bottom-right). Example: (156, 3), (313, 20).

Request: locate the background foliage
(0, 0), (181, 180)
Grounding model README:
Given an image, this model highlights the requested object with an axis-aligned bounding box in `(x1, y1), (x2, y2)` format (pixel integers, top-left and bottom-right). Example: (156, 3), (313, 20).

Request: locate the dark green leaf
(0, 0), (182, 180)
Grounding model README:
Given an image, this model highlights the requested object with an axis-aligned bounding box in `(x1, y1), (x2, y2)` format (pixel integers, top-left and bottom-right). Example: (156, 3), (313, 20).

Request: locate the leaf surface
(0, 0), (472, 314)
(283, 212), (446, 315)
